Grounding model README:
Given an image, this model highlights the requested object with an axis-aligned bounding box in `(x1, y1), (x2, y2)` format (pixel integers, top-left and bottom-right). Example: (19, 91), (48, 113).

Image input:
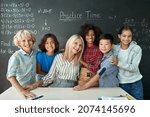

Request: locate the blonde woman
(33, 34), (84, 87)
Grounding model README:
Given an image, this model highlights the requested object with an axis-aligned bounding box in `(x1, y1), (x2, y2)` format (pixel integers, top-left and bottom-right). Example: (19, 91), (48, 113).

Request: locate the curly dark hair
(79, 23), (103, 46)
(38, 33), (59, 53)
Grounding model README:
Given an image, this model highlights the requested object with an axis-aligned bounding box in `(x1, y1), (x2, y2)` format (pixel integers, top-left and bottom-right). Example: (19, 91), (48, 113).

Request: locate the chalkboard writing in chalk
(0, 0), (150, 99)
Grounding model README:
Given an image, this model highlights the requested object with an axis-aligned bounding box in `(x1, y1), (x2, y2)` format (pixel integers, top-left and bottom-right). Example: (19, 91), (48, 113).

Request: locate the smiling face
(99, 39), (112, 55)
(71, 38), (83, 55)
(19, 37), (34, 54)
(118, 30), (132, 48)
(85, 29), (95, 46)
(45, 37), (56, 54)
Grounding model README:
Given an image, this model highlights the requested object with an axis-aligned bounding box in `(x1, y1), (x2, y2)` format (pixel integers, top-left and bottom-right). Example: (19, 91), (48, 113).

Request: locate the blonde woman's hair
(13, 30), (35, 48)
(63, 34), (84, 64)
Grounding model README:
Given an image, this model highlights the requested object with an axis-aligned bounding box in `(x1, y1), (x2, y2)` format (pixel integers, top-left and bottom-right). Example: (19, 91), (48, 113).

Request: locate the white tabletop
(0, 87), (130, 100)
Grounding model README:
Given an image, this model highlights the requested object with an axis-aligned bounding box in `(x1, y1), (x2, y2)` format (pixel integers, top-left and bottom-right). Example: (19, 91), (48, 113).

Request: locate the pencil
(126, 94), (135, 100)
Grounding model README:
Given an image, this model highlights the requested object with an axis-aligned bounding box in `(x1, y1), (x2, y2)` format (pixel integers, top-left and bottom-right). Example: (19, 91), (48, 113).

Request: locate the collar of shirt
(86, 44), (97, 49)
(102, 50), (113, 62)
(19, 48), (34, 56)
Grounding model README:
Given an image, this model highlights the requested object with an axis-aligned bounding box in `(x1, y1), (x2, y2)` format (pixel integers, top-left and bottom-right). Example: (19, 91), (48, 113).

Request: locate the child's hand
(24, 85), (33, 91)
(20, 90), (36, 99)
(73, 84), (87, 91)
(109, 57), (118, 65)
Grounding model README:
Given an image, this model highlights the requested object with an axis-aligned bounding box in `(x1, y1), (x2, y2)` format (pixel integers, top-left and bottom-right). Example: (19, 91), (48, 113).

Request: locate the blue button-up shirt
(97, 50), (119, 87)
(6, 49), (37, 87)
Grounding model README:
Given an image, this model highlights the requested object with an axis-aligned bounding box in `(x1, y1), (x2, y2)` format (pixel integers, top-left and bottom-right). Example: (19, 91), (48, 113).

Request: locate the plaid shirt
(83, 45), (102, 73)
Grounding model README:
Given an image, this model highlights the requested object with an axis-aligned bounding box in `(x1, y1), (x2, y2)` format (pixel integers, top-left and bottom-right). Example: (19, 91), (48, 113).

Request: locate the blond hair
(63, 34), (84, 64)
(13, 30), (35, 48)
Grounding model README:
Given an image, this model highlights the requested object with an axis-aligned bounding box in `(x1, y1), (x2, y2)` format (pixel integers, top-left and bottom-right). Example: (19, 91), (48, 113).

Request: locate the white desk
(0, 87), (130, 100)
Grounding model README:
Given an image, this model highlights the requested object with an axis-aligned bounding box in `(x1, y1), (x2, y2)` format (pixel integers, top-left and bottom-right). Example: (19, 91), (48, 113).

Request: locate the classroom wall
(0, 0), (150, 99)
